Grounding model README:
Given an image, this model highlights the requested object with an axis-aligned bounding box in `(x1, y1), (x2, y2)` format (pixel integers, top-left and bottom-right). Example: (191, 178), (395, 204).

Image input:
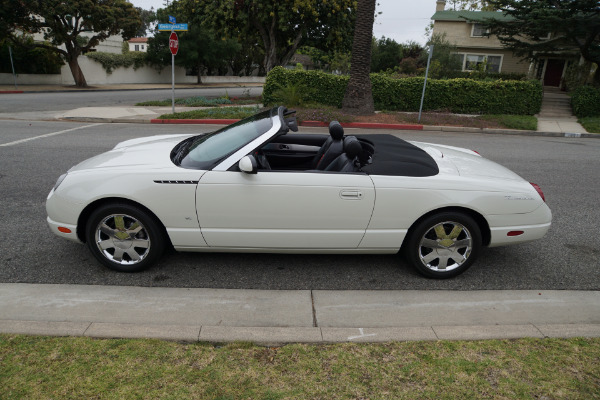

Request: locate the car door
(196, 170), (375, 249)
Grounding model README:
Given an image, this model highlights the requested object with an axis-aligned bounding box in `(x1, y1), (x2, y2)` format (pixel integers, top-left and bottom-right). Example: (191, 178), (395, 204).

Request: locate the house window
(141, 45), (145, 50)
(471, 23), (489, 37)
(135, 45), (139, 51)
(461, 53), (503, 73)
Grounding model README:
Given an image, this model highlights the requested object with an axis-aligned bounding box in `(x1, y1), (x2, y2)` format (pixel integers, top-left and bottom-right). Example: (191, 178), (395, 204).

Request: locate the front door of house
(544, 59), (565, 87)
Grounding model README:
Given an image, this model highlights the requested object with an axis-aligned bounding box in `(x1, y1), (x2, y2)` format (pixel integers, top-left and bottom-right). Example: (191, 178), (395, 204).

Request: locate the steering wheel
(255, 151), (271, 170)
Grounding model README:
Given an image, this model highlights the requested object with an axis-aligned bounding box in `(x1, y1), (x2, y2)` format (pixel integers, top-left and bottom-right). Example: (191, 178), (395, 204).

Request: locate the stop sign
(169, 32), (179, 55)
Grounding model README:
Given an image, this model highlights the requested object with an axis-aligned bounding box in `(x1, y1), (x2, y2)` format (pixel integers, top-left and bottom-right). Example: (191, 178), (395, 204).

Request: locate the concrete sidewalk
(1, 283), (599, 344)
(0, 82), (264, 93)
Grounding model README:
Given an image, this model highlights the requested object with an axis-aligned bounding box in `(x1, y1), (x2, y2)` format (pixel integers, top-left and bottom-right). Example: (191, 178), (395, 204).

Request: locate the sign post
(169, 31), (179, 114)
(418, 45), (434, 123)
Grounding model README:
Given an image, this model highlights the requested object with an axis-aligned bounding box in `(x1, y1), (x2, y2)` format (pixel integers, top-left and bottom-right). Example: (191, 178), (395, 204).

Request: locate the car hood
(69, 134), (195, 172)
(411, 141), (524, 181)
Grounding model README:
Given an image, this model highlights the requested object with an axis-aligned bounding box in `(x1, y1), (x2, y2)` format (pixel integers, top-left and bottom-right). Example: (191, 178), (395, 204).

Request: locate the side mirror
(238, 155), (258, 174)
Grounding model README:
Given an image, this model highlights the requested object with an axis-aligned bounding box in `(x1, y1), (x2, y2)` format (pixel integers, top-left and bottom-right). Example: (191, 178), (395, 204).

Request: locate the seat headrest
(343, 136), (362, 158)
(329, 121), (344, 140)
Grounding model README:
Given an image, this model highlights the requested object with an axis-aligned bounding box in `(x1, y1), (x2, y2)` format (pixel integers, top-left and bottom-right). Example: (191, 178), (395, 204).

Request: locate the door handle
(340, 189), (363, 200)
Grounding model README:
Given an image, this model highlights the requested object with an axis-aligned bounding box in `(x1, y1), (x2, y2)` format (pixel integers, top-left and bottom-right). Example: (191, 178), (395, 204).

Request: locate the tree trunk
(67, 57), (87, 87)
(342, 0), (377, 115)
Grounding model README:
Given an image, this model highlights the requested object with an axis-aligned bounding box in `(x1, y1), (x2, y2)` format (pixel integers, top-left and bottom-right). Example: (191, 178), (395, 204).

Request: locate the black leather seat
(312, 121), (344, 170)
(324, 136), (362, 173)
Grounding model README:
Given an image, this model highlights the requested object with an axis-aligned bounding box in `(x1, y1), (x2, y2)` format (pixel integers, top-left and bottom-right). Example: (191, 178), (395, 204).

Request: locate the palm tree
(342, 0), (377, 115)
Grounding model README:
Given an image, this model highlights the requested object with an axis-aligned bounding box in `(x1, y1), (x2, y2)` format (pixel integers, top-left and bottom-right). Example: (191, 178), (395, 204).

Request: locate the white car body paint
(47, 110), (551, 259)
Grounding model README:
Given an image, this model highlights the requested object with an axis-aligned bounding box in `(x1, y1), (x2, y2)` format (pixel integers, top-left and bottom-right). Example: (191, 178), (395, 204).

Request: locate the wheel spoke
(437, 255), (451, 270)
(114, 215), (126, 231)
(434, 224), (447, 239)
(98, 239), (115, 250)
(421, 238), (441, 249)
(112, 248), (125, 262)
(100, 223), (115, 238)
(132, 238), (150, 249)
(127, 222), (142, 237)
(451, 252), (466, 264)
(448, 225), (463, 239)
(453, 239), (472, 249)
(422, 252), (438, 264)
(125, 248), (142, 262)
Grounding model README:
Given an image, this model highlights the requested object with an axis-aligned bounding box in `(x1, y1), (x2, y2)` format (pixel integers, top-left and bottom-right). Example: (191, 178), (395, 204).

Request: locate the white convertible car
(47, 106), (551, 278)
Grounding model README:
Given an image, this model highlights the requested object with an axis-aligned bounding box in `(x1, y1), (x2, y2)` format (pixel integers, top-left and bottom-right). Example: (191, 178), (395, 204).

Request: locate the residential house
(128, 37), (149, 52)
(431, 0), (579, 87)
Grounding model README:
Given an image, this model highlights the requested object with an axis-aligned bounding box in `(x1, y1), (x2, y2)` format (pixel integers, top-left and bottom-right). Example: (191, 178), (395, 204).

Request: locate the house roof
(431, 10), (514, 22)
(128, 37), (148, 43)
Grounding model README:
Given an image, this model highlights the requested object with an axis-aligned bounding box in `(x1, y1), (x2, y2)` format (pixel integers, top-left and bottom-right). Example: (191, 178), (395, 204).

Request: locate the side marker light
(58, 227), (72, 234)
(507, 231), (524, 237)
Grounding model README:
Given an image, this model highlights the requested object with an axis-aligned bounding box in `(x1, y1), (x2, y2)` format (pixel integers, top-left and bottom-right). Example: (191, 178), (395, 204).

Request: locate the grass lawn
(137, 96), (262, 107)
(158, 104), (538, 132)
(2, 335), (599, 399)
(579, 117), (600, 133)
(159, 105), (261, 120)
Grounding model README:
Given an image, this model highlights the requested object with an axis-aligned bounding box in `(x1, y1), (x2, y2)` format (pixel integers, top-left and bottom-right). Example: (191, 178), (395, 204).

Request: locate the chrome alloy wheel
(418, 221), (473, 272)
(94, 214), (151, 265)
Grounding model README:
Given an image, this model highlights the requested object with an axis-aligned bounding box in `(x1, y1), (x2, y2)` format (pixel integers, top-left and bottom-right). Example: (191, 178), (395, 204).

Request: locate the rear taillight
(530, 182), (546, 202)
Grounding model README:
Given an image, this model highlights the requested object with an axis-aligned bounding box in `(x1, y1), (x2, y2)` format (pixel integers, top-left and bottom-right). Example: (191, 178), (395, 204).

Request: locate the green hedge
(264, 67), (542, 115)
(571, 86), (600, 118)
(86, 52), (147, 74)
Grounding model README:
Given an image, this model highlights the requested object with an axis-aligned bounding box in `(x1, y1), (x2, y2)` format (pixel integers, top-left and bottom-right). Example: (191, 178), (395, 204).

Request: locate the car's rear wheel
(85, 203), (165, 272)
(405, 212), (482, 279)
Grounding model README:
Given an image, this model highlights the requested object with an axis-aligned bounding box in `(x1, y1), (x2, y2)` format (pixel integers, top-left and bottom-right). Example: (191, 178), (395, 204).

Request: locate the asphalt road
(1, 119), (599, 290)
(0, 87), (263, 113)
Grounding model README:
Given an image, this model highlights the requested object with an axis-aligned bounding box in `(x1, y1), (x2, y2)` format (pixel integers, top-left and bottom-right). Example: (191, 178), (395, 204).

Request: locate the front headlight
(53, 173), (68, 191)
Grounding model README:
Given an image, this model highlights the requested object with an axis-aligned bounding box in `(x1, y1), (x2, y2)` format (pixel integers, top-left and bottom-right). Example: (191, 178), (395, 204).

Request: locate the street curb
(151, 118), (241, 125)
(145, 118), (599, 138)
(2, 320), (599, 345)
(0, 85), (262, 94)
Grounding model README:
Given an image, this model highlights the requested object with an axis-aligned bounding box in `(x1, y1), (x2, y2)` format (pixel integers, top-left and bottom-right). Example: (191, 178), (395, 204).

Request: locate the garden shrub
(264, 67), (542, 115)
(571, 85), (600, 118)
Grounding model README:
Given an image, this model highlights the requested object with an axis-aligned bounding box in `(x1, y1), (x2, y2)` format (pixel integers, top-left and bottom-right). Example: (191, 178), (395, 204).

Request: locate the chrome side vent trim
(153, 180), (199, 184)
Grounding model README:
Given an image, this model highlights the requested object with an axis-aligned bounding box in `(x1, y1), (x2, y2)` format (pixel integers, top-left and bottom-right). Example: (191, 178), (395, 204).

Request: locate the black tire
(85, 203), (166, 272)
(404, 212), (482, 279)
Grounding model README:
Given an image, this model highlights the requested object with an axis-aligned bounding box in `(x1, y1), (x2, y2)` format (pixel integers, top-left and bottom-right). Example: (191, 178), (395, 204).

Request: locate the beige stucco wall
(434, 20), (531, 74)
(456, 47), (530, 74)
(433, 20), (504, 49)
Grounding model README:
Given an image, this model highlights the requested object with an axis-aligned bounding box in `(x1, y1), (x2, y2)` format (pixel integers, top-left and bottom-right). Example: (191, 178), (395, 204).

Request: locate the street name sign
(158, 23), (188, 31)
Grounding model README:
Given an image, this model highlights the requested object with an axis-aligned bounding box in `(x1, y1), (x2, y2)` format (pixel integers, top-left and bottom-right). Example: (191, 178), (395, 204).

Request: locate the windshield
(172, 109), (274, 169)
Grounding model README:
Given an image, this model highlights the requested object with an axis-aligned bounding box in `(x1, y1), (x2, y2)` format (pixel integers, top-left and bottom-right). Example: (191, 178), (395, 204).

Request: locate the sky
(128, 0), (437, 45)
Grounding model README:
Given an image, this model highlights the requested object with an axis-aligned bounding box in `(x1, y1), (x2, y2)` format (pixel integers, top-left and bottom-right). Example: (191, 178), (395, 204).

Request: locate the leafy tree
(135, 7), (157, 37)
(203, 0), (356, 72)
(5, 0), (141, 87)
(1, 39), (64, 74)
(342, 0), (377, 115)
(445, 0), (495, 11)
(371, 36), (403, 72)
(482, 0), (600, 83)
(0, 1), (30, 45)
(423, 33), (463, 79)
(147, 4), (242, 82)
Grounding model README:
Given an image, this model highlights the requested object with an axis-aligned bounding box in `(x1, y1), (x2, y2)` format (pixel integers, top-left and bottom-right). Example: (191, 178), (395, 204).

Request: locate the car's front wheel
(405, 212), (482, 279)
(85, 203), (166, 272)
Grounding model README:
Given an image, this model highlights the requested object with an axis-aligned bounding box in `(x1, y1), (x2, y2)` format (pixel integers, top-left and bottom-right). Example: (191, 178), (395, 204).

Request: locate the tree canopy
(4, 0), (141, 86)
(482, 0), (600, 70)
(202, 0), (357, 72)
(147, 3), (247, 81)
